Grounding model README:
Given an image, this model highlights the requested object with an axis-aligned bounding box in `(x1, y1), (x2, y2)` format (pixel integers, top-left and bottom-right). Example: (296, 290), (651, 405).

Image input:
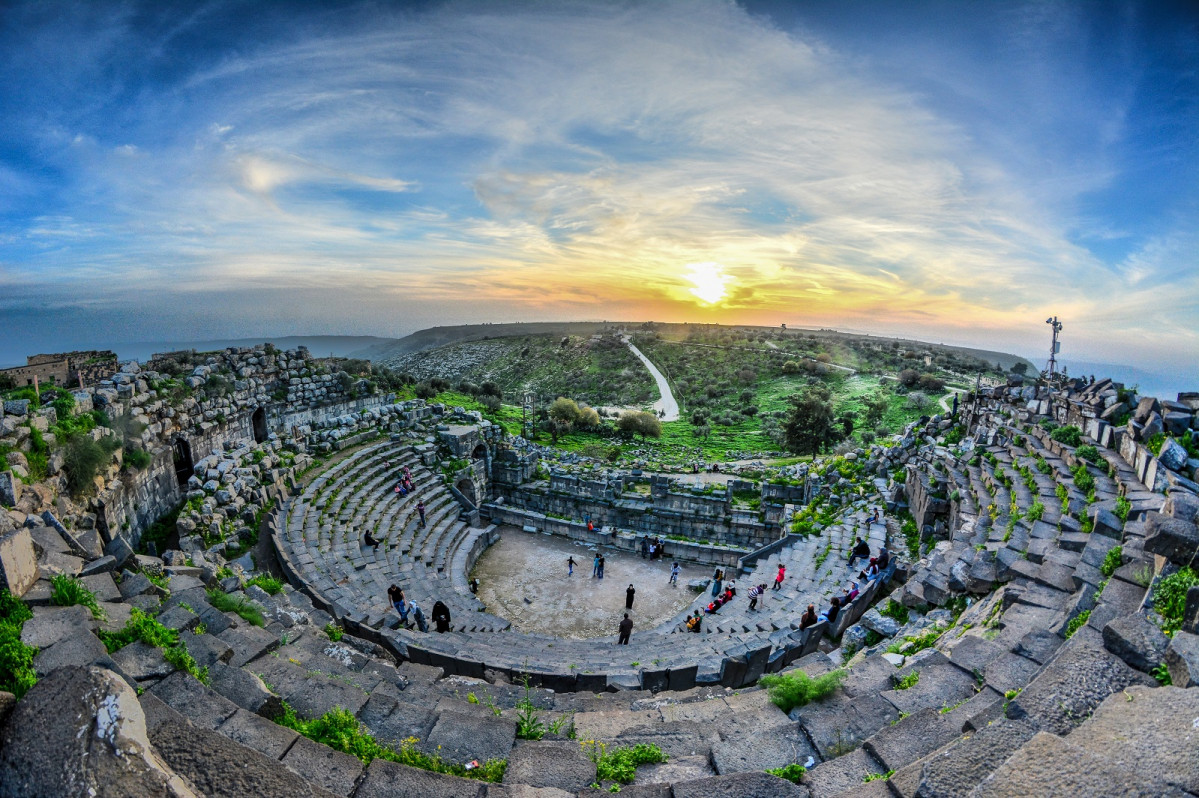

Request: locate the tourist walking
(568, 556), (576, 576)
(598, 555), (605, 579)
(387, 584), (404, 615)
(669, 562), (680, 585)
(431, 600), (452, 633)
(618, 613), (633, 645)
(626, 584), (636, 610)
(773, 563), (786, 591)
(593, 554), (601, 577)
(417, 500), (426, 528)
(711, 568), (723, 597)
(747, 583), (766, 611)
(364, 530), (382, 550)
(411, 601), (428, 633)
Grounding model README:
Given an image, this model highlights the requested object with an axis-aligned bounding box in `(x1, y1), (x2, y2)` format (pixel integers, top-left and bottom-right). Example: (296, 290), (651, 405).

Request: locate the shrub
(245, 575), (284, 595)
(50, 574), (104, 619)
(1151, 663), (1172, 686)
(1026, 501), (1045, 522)
(1100, 546), (1123, 578)
(206, 589), (266, 627)
(1050, 425), (1083, 446)
(1114, 496), (1132, 523)
(324, 622), (343, 642)
(582, 741), (666, 785)
(62, 434), (122, 497)
(766, 763), (806, 784)
(0, 589), (37, 698)
(277, 704), (507, 782)
(1075, 445), (1099, 463)
(99, 607), (207, 683)
(123, 447), (153, 470)
(879, 599), (910, 625)
(758, 668), (846, 713)
(1153, 567), (1199, 635)
(886, 627), (944, 655)
(895, 671), (919, 690)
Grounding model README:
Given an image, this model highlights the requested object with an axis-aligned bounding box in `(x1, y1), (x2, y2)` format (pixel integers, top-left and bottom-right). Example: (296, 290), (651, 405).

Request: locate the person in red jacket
(772, 563), (786, 591)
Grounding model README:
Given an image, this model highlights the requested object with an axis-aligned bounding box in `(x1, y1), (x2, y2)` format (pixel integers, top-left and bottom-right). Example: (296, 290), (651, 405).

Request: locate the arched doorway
(471, 443), (487, 460)
(172, 438), (194, 487)
(251, 407), (267, 444)
(455, 478), (478, 506)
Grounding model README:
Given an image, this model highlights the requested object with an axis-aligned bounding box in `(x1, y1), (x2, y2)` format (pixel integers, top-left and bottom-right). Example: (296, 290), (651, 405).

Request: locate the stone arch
(251, 407), (267, 444)
(455, 478), (478, 506)
(172, 437), (194, 488)
(471, 443), (488, 460)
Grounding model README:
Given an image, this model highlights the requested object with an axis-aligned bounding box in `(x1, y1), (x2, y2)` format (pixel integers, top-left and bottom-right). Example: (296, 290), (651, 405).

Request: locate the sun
(685, 262), (731, 305)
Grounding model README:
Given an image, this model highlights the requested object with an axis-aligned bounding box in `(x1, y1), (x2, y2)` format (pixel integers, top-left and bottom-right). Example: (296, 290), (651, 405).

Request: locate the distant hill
(349, 322), (625, 360)
(112, 336), (397, 363)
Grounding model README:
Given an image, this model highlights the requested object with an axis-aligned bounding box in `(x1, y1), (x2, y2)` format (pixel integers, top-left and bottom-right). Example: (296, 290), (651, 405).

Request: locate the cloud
(0, 0), (1195, 374)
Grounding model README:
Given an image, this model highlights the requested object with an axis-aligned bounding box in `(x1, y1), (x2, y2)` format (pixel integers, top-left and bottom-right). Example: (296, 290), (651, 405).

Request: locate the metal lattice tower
(1045, 316), (1063, 377)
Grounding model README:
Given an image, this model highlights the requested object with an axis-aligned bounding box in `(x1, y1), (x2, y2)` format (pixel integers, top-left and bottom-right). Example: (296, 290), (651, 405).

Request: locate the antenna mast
(1044, 316), (1063, 377)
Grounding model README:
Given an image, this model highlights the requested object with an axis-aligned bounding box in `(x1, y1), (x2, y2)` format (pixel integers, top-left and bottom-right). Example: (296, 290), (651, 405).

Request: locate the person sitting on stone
(687, 610), (703, 632)
(799, 604), (818, 630)
(726, 579), (736, 596)
(363, 530), (382, 550)
(876, 546), (890, 570)
(849, 536), (871, 567)
(843, 581), (860, 603)
(820, 596), (842, 625)
(858, 557), (878, 581)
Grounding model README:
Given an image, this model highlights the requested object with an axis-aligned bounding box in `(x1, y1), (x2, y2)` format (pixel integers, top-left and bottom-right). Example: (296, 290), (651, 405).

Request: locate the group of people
(387, 583), (452, 633)
(639, 536), (667, 560)
(362, 465), (428, 552)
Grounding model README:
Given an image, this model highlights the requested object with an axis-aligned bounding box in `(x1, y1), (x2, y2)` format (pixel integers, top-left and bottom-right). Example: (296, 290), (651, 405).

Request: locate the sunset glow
(685, 263), (732, 306)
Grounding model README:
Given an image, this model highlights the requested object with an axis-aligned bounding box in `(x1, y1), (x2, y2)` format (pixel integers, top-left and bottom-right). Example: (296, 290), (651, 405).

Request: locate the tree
(618, 410), (662, 440)
(908, 391), (931, 411)
(838, 412), (856, 437)
(918, 374), (945, 392)
(783, 390), (839, 455)
(865, 395), (889, 427)
(577, 406), (601, 428)
(1012, 362), (1029, 375)
(480, 381), (503, 399)
(548, 397), (582, 443)
(897, 369), (921, 387)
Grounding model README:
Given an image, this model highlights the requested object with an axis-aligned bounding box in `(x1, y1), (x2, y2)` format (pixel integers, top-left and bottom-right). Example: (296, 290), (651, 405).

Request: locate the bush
(99, 607), (207, 683)
(324, 622), (343, 642)
(1075, 445), (1099, 463)
(758, 669), (846, 713)
(123, 447), (153, 470)
(582, 741), (667, 785)
(766, 763), (806, 784)
(1153, 567), (1199, 635)
(0, 589), (37, 698)
(1100, 546), (1122, 578)
(879, 599), (910, 625)
(1065, 610), (1090, 638)
(1114, 496), (1132, 523)
(62, 434), (122, 497)
(50, 574), (104, 619)
(1050, 425), (1083, 447)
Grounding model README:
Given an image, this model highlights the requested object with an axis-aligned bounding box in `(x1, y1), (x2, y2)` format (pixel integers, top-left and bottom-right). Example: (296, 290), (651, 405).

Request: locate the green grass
(49, 574), (104, 619)
(894, 671), (919, 690)
(878, 599), (910, 625)
(1100, 546), (1122, 578)
(0, 589), (38, 699)
(98, 607), (208, 684)
(1065, 610), (1090, 638)
(1153, 567), (1199, 635)
(759, 669), (846, 713)
(886, 627), (945, 655)
(245, 574), (285, 595)
(206, 589), (266, 627)
(277, 704), (507, 782)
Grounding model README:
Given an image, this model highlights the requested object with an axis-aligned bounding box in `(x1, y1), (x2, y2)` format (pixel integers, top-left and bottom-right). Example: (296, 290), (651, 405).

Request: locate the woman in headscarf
(431, 600), (452, 633)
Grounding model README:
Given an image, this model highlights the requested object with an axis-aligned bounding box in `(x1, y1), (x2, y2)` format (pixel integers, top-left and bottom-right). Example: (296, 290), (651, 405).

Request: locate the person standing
(747, 583), (766, 610)
(411, 602), (428, 633)
(431, 600), (451, 633)
(593, 553), (601, 577)
(711, 568), (723, 597)
(417, 500), (426, 528)
(640, 537), (649, 559)
(625, 584), (636, 610)
(598, 555), (605, 579)
(618, 613), (633, 645)
(669, 562), (680, 585)
(773, 563), (786, 591)
(568, 556), (576, 576)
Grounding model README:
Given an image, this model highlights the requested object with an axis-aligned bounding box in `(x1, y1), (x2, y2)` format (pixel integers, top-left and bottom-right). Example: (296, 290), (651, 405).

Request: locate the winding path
(621, 335), (680, 421)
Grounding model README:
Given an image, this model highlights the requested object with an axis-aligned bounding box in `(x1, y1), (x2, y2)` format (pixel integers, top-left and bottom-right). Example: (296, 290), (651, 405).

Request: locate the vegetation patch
(245, 574), (285, 595)
(1065, 610), (1090, 638)
(49, 574), (104, 619)
(206, 589), (266, 627)
(581, 741), (667, 785)
(766, 763), (806, 784)
(1153, 567), (1199, 635)
(98, 607), (208, 684)
(0, 589), (37, 699)
(759, 668), (846, 713)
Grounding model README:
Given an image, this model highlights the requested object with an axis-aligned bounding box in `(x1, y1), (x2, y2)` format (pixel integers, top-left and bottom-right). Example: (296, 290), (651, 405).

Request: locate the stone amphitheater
(0, 351), (1197, 797)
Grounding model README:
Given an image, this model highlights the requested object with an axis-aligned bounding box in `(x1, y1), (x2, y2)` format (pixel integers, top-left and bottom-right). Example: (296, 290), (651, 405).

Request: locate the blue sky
(1, 0), (1196, 386)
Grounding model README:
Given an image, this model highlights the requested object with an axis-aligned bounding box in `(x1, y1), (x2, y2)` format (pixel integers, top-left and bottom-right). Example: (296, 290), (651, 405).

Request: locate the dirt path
(621, 335), (680, 421)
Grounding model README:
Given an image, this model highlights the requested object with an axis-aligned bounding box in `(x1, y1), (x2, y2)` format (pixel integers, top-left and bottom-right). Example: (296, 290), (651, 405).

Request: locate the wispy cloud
(0, 0), (1195, 373)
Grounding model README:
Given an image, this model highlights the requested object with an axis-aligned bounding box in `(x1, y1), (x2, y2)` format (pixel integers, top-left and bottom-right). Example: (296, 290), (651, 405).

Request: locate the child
(773, 563), (786, 591)
(669, 562), (680, 585)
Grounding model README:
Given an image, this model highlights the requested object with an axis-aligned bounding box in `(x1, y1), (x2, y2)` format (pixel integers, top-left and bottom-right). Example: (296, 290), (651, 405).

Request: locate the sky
(1, 0), (1196, 386)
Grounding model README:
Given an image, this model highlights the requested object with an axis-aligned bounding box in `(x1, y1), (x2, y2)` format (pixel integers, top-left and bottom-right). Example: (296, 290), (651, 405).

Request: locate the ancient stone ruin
(0, 353), (1197, 796)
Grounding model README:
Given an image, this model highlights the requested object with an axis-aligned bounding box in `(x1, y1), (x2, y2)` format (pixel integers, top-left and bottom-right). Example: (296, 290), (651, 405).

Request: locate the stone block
(0, 667), (189, 797)
(1101, 613), (1170, 672)
(216, 707), (299, 759)
(913, 717), (1038, 798)
(863, 706), (960, 772)
(354, 758), (485, 798)
(208, 661), (284, 719)
(423, 707), (516, 764)
(1143, 512), (1199, 563)
(280, 733), (364, 796)
(972, 731), (1163, 798)
(0, 471), (16, 508)
(20, 604), (96, 649)
(1087, 506), (1123, 539)
(149, 670), (240, 730)
(32, 630), (110, 676)
(505, 741), (596, 793)
(671, 771), (806, 798)
(0, 527), (39, 597)
(1164, 630), (1199, 688)
(1185, 585), (1199, 634)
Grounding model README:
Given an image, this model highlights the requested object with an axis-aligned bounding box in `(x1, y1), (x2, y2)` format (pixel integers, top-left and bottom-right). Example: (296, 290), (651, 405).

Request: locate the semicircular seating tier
(270, 440), (896, 689)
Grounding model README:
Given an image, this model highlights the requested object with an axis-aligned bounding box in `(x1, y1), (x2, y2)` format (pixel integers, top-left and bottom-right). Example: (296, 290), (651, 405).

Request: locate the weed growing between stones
(323, 622), (343, 642)
(1152, 567), (1199, 635)
(276, 704), (508, 782)
(49, 573), (105, 619)
(894, 671), (919, 690)
(765, 763), (806, 783)
(1100, 546), (1123, 578)
(864, 770), (895, 783)
(1151, 663), (1172, 686)
(206, 589), (266, 627)
(759, 668), (846, 713)
(144, 570), (170, 591)
(886, 627), (944, 655)
(0, 589), (37, 698)
(1114, 496), (1132, 523)
(582, 740), (667, 785)
(99, 607), (208, 684)
(245, 574), (284, 595)
(1065, 610), (1091, 638)
(878, 599), (909, 625)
